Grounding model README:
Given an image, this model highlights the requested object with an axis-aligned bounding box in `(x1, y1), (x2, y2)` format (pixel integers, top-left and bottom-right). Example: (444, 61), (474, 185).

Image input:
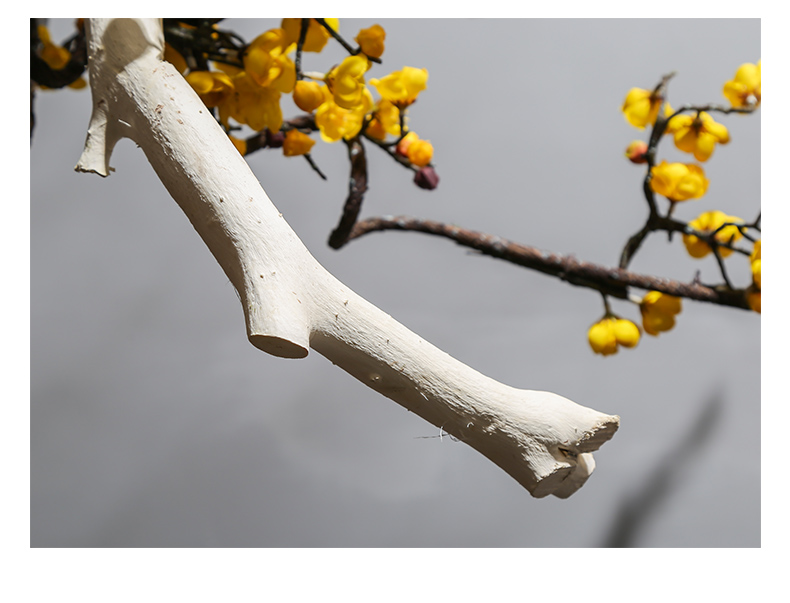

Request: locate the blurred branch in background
(600, 391), (724, 547)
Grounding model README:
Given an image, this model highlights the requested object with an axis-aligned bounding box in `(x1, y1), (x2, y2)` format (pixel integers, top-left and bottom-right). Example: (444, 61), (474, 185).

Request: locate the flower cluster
(166, 19), (434, 186)
(618, 62), (761, 321)
(588, 316), (640, 356)
(597, 61), (761, 354)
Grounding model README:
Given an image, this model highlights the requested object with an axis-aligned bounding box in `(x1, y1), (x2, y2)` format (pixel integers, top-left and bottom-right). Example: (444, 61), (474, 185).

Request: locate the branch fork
(75, 18), (619, 498)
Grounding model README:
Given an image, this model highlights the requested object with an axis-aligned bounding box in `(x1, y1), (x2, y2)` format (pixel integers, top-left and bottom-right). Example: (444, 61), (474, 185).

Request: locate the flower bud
(396, 131), (418, 157)
(406, 139), (433, 167)
(282, 129), (315, 157)
(293, 80), (325, 113)
(414, 166), (439, 190)
(625, 140), (648, 164)
(355, 24), (386, 59)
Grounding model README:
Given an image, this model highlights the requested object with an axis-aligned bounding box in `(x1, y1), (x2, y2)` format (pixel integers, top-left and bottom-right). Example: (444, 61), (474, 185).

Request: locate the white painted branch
(75, 18), (619, 498)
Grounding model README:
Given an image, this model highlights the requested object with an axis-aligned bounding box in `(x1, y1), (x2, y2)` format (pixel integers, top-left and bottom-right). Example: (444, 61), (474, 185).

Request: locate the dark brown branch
(328, 137), (368, 249)
(345, 216), (751, 310)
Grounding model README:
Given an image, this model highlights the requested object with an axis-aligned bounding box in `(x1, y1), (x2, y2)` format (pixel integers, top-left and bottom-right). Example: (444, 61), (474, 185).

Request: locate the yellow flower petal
(588, 319), (618, 356)
(613, 319), (640, 348)
(370, 67), (428, 108)
(293, 80), (325, 112)
(622, 87), (662, 129)
(356, 24), (386, 59)
(282, 129), (316, 156)
(281, 18), (337, 53)
(750, 240), (761, 289)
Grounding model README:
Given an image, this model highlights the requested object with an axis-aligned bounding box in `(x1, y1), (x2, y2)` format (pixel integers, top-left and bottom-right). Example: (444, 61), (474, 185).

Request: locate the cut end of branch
(248, 334), (309, 359)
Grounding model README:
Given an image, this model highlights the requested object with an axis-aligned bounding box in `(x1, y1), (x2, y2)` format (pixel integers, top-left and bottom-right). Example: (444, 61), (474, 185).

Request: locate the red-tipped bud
(414, 166), (439, 190)
(625, 140), (648, 164)
(396, 131), (417, 157)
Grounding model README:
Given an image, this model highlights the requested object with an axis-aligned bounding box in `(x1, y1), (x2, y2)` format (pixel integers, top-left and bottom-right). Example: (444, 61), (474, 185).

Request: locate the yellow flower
(370, 67), (428, 109)
(229, 135), (247, 156)
(356, 24), (386, 59)
(650, 161), (709, 202)
(397, 132), (433, 167)
(281, 18), (338, 53)
(228, 73), (283, 132)
(723, 60), (760, 108)
(366, 100), (401, 139)
(186, 71), (235, 109)
(746, 286), (761, 314)
(365, 120), (387, 141)
(750, 239), (761, 289)
(282, 129), (316, 156)
(588, 317), (640, 356)
(293, 80), (325, 112)
(665, 111), (730, 162)
(164, 43), (188, 75)
(244, 29), (295, 93)
(37, 24), (71, 70)
(683, 210), (744, 259)
(640, 291), (682, 336)
(621, 87), (664, 129)
(315, 84), (373, 142)
(327, 55), (371, 110)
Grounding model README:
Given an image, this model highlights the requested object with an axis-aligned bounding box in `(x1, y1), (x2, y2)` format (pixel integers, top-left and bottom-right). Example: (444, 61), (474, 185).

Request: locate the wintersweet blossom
(588, 317), (640, 356)
(36, 24), (86, 89)
(315, 85), (373, 142)
(281, 18), (338, 53)
(282, 130), (316, 156)
(227, 73), (283, 132)
(682, 210), (744, 259)
(164, 43), (188, 75)
(640, 291), (682, 336)
(229, 135), (247, 156)
(293, 80), (325, 112)
(244, 29), (295, 93)
(356, 24), (386, 59)
(665, 111), (730, 162)
(366, 100), (401, 140)
(621, 87), (663, 129)
(37, 24), (70, 70)
(723, 60), (761, 108)
(327, 55), (371, 110)
(750, 239), (761, 289)
(186, 71), (235, 110)
(650, 161), (709, 202)
(370, 67), (428, 109)
(396, 132), (433, 167)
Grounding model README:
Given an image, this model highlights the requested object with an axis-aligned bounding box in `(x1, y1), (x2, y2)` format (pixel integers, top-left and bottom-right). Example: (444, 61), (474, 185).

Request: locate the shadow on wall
(600, 391), (724, 548)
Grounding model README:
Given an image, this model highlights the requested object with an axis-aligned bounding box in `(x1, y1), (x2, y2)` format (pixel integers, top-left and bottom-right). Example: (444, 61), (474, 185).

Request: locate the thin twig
(315, 18), (383, 64)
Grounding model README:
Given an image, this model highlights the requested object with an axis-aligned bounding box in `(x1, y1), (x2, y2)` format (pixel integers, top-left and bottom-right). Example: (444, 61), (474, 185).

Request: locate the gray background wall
(30, 18), (760, 547)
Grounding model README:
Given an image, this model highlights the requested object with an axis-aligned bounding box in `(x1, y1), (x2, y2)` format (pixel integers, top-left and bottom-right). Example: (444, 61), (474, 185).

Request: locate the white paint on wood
(76, 18), (619, 498)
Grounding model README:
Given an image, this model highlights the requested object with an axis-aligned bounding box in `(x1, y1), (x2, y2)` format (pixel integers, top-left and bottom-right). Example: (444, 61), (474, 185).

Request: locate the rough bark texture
(75, 18), (619, 498)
